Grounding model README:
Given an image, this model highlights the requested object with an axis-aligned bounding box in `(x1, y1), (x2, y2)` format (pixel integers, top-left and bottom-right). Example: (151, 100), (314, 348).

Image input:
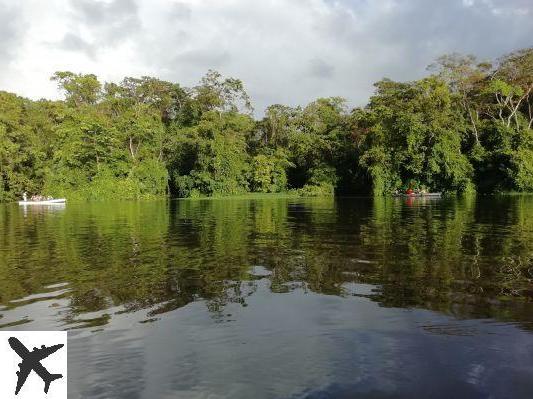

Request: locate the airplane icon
(8, 337), (64, 395)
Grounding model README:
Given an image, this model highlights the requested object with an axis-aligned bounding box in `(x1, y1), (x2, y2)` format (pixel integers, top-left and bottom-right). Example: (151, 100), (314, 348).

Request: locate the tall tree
(51, 71), (102, 107)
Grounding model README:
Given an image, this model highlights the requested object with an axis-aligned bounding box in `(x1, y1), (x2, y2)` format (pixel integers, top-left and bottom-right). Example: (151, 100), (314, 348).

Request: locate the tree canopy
(0, 47), (532, 201)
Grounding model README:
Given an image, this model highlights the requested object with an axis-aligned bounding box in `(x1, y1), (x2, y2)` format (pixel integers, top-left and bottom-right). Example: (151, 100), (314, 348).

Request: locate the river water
(1, 196), (533, 398)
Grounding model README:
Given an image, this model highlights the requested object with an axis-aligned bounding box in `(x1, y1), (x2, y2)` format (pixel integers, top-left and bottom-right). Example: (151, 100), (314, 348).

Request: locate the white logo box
(0, 331), (67, 399)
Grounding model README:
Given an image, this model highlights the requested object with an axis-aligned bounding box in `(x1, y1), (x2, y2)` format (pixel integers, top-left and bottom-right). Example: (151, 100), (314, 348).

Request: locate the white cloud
(0, 0), (531, 114)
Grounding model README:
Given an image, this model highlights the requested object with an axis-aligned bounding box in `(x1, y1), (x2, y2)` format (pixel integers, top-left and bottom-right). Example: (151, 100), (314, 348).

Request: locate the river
(1, 196), (533, 398)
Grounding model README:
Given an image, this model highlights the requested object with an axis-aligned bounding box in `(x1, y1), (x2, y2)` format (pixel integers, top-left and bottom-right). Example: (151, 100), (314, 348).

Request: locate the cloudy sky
(0, 0), (531, 114)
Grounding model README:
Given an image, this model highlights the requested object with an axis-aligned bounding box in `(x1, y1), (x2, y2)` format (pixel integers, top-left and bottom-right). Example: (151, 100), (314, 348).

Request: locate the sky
(0, 0), (531, 115)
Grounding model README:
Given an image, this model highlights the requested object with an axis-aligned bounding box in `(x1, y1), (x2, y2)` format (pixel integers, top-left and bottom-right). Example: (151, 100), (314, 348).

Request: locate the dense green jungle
(1, 48), (532, 201)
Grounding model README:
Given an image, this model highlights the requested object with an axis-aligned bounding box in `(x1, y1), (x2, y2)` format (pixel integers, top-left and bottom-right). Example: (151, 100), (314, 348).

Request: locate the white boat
(18, 198), (66, 205)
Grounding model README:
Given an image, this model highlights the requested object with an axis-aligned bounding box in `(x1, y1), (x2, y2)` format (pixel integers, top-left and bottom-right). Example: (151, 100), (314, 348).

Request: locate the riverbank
(9, 190), (533, 204)
(5, 188), (334, 204)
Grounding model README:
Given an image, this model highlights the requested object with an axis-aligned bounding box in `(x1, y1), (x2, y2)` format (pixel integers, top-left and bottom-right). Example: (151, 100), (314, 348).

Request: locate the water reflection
(1, 197), (533, 330)
(1, 197), (533, 397)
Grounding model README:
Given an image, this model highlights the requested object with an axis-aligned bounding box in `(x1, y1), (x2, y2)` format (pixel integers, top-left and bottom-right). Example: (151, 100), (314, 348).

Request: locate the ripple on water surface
(1, 197), (533, 398)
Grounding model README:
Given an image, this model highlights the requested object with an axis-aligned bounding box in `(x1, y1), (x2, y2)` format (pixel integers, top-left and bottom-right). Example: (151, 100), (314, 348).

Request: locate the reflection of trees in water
(363, 197), (533, 326)
(1, 196), (533, 330)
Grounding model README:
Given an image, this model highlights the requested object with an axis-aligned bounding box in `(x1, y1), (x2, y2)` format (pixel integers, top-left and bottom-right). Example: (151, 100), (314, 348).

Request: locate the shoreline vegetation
(0, 48), (532, 202)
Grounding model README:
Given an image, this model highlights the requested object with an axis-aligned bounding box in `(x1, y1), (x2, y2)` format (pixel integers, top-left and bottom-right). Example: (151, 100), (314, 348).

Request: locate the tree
(1, 47), (533, 202)
(51, 71), (102, 107)
(249, 150), (292, 193)
(194, 70), (253, 115)
(429, 53), (491, 144)
(490, 48), (533, 130)
(358, 77), (473, 194)
(171, 111), (254, 197)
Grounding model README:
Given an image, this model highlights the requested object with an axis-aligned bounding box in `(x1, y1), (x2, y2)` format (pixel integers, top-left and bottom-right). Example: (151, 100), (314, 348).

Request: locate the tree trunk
(523, 88), (533, 130)
(129, 137), (136, 159)
(468, 108), (479, 143)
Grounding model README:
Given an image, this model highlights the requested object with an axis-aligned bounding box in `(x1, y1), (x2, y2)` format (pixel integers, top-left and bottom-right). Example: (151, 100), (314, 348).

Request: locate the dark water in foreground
(1, 196), (533, 398)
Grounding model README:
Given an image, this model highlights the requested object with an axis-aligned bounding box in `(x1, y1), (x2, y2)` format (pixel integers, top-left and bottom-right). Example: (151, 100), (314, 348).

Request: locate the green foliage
(194, 70), (253, 115)
(131, 158), (169, 196)
(171, 111), (253, 197)
(0, 92), (60, 201)
(357, 77), (473, 194)
(296, 182), (335, 197)
(249, 150), (292, 193)
(513, 148), (533, 190)
(0, 48), (532, 202)
(51, 71), (102, 106)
